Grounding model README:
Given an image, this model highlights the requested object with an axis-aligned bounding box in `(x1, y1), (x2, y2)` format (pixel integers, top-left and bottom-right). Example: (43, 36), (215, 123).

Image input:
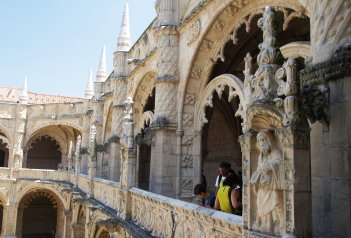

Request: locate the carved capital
(238, 133), (254, 152)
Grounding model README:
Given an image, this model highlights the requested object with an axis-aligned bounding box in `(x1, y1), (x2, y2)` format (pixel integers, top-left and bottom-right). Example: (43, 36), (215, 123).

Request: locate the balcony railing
(0, 168), (243, 237)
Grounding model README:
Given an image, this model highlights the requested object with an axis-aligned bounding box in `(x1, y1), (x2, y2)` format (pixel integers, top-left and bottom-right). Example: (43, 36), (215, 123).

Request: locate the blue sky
(0, 0), (156, 97)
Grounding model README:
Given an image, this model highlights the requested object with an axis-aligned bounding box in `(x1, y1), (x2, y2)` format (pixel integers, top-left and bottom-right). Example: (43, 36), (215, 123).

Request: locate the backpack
(228, 186), (242, 215)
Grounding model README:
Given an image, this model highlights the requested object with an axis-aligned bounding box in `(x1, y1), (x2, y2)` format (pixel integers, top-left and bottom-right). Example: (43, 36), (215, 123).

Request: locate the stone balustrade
(130, 188), (243, 238)
(0, 168), (243, 237)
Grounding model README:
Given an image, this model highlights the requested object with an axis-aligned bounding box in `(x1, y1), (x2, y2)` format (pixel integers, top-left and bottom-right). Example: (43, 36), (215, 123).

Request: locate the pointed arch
(194, 74), (244, 131)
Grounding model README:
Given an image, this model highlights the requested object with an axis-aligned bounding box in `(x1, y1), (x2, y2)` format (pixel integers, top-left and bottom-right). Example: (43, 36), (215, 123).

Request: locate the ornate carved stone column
(88, 125), (97, 198)
(119, 97), (136, 220)
(240, 6), (312, 237)
(74, 135), (82, 187)
(63, 209), (73, 238)
(81, 101), (92, 175)
(67, 141), (74, 172)
(92, 100), (104, 177)
(238, 132), (256, 231)
(119, 97), (136, 190)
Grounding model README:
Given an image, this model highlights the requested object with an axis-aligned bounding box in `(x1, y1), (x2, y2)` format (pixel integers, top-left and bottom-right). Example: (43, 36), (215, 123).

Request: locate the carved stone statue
(251, 131), (284, 235)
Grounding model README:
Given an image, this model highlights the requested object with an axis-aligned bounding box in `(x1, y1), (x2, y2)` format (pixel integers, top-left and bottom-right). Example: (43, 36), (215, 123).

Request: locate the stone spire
(117, 3), (131, 52)
(96, 45), (107, 82)
(19, 76), (29, 104)
(85, 69), (94, 99)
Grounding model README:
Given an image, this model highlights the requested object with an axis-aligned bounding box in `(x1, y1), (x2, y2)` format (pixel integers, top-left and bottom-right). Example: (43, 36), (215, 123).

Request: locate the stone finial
(19, 76), (29, 104)
(117, 3), (131, 52)
(96, 45), (107, 82)
(85, 69), (94, 99)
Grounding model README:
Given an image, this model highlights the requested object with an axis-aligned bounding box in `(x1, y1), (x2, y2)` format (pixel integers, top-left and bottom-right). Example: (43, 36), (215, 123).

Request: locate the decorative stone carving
(251, 7), (283, 101)
(243, 52), (254, 105)
(182, 113), (194, 127)
(275, 6), (307, 31)
(199, 39), (213, 52)
(181, 155), (193, 168)
(135, 127), (154, 146)
(187, 19), (201, 45)
(89, 125), (97, 159)
(75, 135), (81, 159)
(251, 131), (284, 236)
(214, 19), (225, 33)
(275, 58), (299, 126)
(180, 177), (192, 191)
(182, 136), (193, 146)
(184, 93), (196, 105)
(189, 64), (202, 80)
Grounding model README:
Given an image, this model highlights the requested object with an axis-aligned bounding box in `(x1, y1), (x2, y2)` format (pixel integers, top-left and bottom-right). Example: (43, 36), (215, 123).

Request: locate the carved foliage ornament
(187, 19), (201, 45)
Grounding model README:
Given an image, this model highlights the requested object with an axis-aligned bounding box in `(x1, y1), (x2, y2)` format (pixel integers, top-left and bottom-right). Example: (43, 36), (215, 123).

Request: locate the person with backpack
(214, 173), (242, 215)
(215, 162), (232, 192)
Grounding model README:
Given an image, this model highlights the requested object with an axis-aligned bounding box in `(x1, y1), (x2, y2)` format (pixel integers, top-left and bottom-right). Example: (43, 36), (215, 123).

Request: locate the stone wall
(310, 75), (351, 237)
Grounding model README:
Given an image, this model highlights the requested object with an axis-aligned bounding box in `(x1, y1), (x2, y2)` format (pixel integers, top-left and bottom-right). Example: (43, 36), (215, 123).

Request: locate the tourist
(215, 162), (232, 191)
(193, 183), (216, 208)
(214, 173), (242, 215)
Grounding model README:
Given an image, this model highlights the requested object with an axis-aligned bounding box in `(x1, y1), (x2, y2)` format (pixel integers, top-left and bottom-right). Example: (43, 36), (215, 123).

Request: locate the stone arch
(94, 226), (110, 238)
(16, 187), (67, 238)
(179, 0), (310, 124)
(135, 111), (154, 134)
(88, 212), (110, 238)
(71, 204), (86, 238)
(0, 126), (12, 146)
(24, 125), (81, 170)
(77, 206), (85, 224)
(15, 184), (68, 210)
(28, 122), (83, 138)
(280, 41), (311, 59)
(131, 72), (156, 126)
(194, 74), (245, 131)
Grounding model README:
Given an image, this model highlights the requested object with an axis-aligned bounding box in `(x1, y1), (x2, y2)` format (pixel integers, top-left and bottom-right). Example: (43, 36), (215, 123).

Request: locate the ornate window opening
(17, 190), (63, 238)
(26, 136), (62, 170)
(201, 86), (243, 189)
(0, 134), (10, 168)
(135, 89), (155, 191)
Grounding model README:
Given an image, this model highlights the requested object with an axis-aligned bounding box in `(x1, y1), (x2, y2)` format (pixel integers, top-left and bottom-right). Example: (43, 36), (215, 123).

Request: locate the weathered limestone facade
(0, 0), (350, 237)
